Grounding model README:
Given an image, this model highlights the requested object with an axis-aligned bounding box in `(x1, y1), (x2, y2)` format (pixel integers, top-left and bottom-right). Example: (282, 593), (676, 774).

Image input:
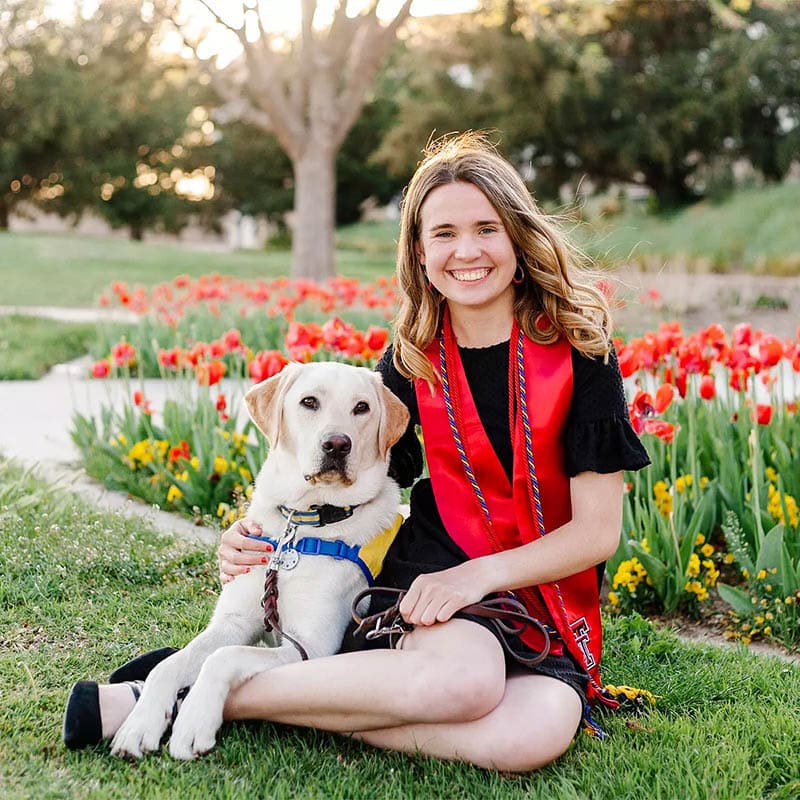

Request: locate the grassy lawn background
(1, 180), (799, 309)
(2, 458), (799, 800)
(0, 316), (101, 379)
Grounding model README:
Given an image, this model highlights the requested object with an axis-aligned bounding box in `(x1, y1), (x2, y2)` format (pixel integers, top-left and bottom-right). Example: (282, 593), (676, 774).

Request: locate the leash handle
(351, 587), (551, 666)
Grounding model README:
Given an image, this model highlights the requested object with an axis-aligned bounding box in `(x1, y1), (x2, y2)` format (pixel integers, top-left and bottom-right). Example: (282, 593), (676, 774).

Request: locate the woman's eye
(434, 230), (453, 238)
(353, 401), (370, 415)
(479, 226), (497, 235)
(300, 396), (319, 410)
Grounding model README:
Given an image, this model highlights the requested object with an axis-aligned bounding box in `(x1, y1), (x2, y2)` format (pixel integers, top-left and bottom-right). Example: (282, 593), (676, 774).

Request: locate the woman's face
(416, 181), (517, 322)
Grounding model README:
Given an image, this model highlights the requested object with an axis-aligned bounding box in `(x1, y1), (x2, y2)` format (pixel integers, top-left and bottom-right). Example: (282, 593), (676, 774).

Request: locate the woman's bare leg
(354, 673), (583, 772)
(223, 619), (507, 732)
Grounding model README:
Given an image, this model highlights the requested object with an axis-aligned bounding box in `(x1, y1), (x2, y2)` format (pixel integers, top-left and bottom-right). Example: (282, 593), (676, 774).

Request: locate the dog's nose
(321, 434), (352, 456)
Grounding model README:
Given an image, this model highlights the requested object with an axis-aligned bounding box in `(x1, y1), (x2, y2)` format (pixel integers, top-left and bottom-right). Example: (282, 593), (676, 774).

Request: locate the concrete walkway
(0, 358), (223, 545)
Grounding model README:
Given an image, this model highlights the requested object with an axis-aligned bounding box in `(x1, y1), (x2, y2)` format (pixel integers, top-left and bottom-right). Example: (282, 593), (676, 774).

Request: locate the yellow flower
(217, 502), (230, 518)
(239, 466), (253, 484)
(687, 553), (701, 577)
(699, 476), (709, 489)
(176, 469), (189, 481)
(765, 466), (778, 482)
(167, 485), (183, 503)
(724, 553), (735, 564)
(700, 543), (714, 557)
(694, 533), (706, 546)
(126, 439), (154, 468)
(116, 433), (128, 446)
(608, 592), (619, 606)
(190, 456), (200, 470)
(757, 569), (767, 580)
(641, 537), (651, 553)
(213, 455), (229, 474)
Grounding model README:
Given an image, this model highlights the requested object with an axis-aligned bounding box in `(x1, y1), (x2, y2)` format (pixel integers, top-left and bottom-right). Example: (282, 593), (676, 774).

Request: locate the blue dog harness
(247, 504), (404, 586)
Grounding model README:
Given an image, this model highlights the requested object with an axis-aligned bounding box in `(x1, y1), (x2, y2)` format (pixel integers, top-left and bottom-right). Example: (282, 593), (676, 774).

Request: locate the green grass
(577, 182), (800, 274)
(2, 457), (799, 799)
(0, 316), (99, 379)
(0, 230), (395, 307)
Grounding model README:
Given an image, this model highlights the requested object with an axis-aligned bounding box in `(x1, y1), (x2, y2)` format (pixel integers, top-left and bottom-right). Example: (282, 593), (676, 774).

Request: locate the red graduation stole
(415, 313), (611, 705)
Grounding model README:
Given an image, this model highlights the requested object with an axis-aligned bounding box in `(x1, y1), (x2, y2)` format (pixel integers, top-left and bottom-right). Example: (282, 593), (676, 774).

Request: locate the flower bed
(74, 275), (800, 649)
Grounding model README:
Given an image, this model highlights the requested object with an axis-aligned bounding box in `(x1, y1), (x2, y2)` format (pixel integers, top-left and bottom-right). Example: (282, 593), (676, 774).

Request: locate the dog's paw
(110, 704), (169, 759)
(168, 694), (222, 760)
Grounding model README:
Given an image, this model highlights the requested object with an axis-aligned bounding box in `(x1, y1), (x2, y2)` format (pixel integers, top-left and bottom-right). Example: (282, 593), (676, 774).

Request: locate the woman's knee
(483, 678), (583, 772)
(401, 626), (506, 721)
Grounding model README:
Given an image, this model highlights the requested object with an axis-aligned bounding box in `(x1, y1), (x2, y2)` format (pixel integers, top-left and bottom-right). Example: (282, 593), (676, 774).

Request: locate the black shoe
(63, 681), (102, 750)
(109, 647), (179, 684)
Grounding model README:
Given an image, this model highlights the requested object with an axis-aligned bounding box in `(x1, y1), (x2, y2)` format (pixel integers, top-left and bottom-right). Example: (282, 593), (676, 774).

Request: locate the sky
(46, 0), (480, 66)
(46, 0), (480, 34)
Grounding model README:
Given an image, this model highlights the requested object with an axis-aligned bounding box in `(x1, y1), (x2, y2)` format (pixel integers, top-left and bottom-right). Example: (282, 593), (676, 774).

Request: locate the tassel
(601, 683), (658, 708)
(581, 704), (608, 740)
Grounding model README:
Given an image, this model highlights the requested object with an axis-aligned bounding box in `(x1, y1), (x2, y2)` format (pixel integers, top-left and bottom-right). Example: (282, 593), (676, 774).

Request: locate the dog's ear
(244, 363), (300, 447)
(377, 382), (411, 459)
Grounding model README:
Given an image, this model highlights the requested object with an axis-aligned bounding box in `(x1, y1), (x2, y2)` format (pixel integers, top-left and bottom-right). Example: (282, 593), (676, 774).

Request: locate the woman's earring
(512, 261), (525, 284)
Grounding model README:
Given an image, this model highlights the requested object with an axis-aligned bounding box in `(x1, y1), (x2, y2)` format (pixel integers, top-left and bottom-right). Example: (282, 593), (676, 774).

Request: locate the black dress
(340, 340), (651, 704)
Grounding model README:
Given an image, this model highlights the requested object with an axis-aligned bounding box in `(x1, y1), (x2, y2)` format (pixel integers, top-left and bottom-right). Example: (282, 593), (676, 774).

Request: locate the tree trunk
(130, 221), (144, 241)
(0, 198), (9, 230)
(292, 145), (336, 280)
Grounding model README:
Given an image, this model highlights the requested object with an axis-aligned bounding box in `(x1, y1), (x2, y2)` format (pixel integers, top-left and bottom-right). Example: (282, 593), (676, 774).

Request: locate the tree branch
(332, 0), (412, 146)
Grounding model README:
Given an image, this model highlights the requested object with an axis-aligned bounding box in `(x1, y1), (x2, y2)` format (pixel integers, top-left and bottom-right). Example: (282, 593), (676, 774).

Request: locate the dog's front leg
(168, 642), (302, 760)
(111, 576), (265, 759)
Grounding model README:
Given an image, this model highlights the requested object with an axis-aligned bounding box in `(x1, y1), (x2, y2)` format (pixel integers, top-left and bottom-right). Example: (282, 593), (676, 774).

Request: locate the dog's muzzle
(305, 433), (353, 484)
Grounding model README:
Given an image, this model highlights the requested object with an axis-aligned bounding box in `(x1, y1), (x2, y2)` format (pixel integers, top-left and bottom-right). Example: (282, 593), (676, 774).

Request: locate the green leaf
(717, 582), (754, 616)
(755, 524), (786, 575)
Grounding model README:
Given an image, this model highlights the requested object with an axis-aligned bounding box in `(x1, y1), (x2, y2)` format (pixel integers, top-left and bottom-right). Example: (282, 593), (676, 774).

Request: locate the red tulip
(699, 375), (716, 400)
(196, 360), (226, 386)
(249, 350), (288, 383)
(644, 419), (676, 443)
(110, 341), (136, 368)
(617, 346), (639, 378)
(91, 359), (110, 379)
(365, 325), (389, 353)
(168, 440), (190, 463)
(654, 383), (674, 414)
(158, 347), (183, 370)
(757, 334), (784, 368)
(216, 393), (227, 412)
(729, 369), (749, 392)
(675, 368), (688, 399)
(222, 328), (243, 351)
(755, 404), (772, 426)
(632, 390), (655, 418)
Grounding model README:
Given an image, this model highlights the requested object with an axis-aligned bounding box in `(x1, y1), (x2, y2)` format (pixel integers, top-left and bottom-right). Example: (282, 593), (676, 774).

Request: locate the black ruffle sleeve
(564, 348), (651, 477)
(375, 345), (423, 488)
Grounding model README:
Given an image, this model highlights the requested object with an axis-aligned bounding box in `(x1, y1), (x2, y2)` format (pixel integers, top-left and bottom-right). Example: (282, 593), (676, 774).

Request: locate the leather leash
(350, 587), (552, 666)
(261, 513), (309, 661)
(261, 567), (309, 661)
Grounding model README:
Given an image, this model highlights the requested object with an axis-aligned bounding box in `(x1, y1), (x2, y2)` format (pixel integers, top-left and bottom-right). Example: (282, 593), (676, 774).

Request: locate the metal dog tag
(277, 549), (299, 570)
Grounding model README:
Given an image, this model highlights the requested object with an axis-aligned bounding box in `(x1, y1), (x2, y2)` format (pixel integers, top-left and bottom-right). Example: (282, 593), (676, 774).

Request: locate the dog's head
(244, 361), (409, 498)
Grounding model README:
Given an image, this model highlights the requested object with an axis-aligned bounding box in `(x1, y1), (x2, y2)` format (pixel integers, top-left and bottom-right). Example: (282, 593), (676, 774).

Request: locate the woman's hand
(399, 560), (490, 626)
(217, 518), (274, 585)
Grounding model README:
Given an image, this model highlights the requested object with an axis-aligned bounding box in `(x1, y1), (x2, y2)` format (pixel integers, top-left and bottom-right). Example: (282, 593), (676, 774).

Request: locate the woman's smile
(417, 181), (517, 331)
(448, 267), (492, 282)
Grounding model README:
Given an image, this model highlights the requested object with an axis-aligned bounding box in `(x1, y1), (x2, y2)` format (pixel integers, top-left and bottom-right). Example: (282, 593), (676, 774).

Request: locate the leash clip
(268, 516), (298, 572)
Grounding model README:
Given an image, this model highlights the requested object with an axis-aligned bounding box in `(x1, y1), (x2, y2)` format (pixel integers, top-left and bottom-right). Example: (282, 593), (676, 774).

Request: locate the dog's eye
(353, 401), (370, 415)
(300, 396), (319, 410)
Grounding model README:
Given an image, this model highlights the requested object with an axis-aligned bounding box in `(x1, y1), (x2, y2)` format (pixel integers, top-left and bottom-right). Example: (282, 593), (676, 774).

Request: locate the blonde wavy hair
(393, 131), (612, 385)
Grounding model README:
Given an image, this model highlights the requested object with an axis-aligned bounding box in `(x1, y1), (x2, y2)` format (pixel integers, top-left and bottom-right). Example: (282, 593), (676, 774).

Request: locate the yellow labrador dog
(111, 361), (409, 760)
